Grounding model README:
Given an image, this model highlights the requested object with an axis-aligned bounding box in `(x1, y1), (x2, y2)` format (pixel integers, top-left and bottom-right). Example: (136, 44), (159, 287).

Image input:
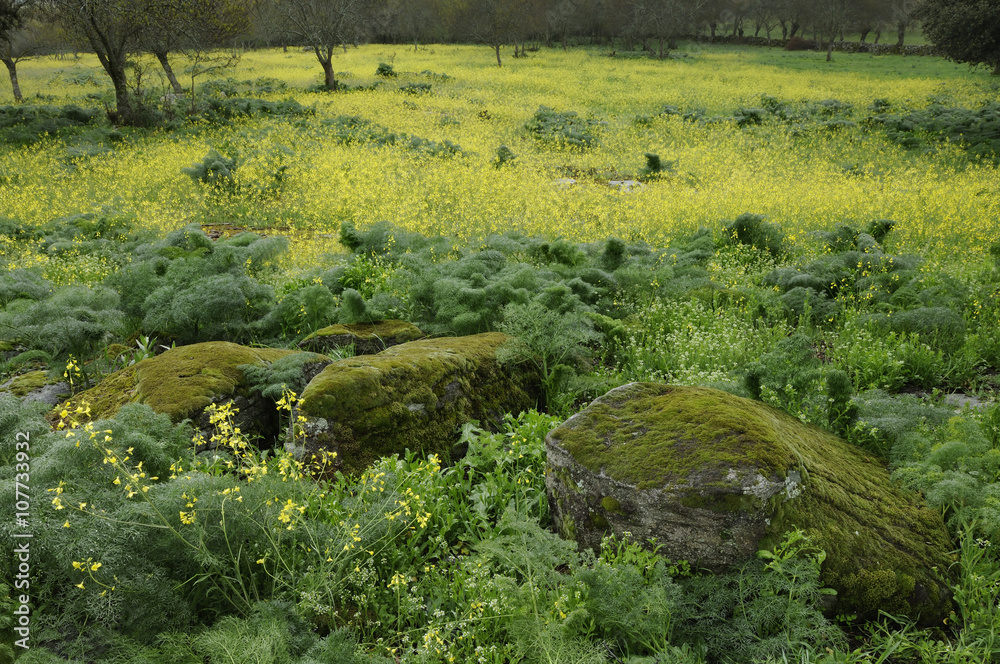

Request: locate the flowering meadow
(1, 43), (1000, 663)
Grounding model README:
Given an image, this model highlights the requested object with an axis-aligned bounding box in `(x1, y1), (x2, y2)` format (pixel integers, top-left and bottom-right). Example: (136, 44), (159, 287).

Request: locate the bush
(182, 150), (238, 189)
(784, 36), (817, 50)
(492, 144), (517, 167)
(525, 106), (603, 149)
(722, 213), (785, 258)
(108, 225), (285, 344)
(399, 82), (431, 95)
(323, 115), (462, 156)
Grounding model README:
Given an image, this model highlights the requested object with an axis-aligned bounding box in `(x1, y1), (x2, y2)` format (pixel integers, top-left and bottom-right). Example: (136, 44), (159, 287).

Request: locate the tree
(915, 0), (1000, 75)
(631, 0), (703, 59)
(890, 0), (914, 47)
(47, 0), (151, 124)
(142, 0), (251, 96)
(0, 0), (36, 102)
(748, 0), (778, 38)
(275, 0), (373, 90)
(463, 0), (536, 67)
(380, 0), (442, 50)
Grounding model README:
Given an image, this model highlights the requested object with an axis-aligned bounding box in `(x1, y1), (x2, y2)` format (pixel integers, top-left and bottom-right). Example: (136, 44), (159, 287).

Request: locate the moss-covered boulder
(54, 342), (330, 444)
(0, 370), (69, 405)
(546, 382), (953, 624)
(298, 320), (424, 356)
(291, 332), (540, 475)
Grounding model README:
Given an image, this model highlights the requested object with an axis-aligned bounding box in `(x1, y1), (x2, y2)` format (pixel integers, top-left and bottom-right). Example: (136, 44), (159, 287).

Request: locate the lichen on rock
(292, 332), (540, 475)
(545, 382), (953, 624)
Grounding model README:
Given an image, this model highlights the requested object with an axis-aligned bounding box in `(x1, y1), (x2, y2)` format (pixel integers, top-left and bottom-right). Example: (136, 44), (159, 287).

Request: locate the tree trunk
(874, 27), (881, 44)
(320, 56), (337, 91)
(2, 56), (22, 103)
(860, 29), (869, 43)
(494, 43), (502, 67)
(780, 21), (788, 39)
(154, 50), (184, 95)
(896, 23), (905, 47)
(658, 37), (664, 59)
(108, 60), (135, 124)
(993, 62), (1000, 76)
(710, 22), (716, 38)
(827, 41), (833, 61)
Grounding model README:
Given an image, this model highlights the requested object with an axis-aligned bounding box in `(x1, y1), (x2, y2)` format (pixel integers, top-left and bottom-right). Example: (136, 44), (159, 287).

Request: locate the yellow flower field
(1, 44), (997, 281)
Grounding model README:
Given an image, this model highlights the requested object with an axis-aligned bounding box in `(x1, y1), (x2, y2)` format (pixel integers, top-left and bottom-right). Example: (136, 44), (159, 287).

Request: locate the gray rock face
(290, 333), (540, 475)
(23, 382), (71, 406)
(545, 382), (953, 623)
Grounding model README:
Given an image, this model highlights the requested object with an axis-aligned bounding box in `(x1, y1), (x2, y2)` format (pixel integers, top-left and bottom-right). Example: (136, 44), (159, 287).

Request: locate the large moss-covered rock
(546, 382), (953, 623)
(291, 332), (540, 474)
(298, 320), (424, 355)
(53, 342), (330, 442)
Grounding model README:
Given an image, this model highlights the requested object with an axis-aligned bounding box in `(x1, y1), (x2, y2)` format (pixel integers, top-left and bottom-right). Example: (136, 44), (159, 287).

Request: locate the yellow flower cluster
(1, 46), (994, 284)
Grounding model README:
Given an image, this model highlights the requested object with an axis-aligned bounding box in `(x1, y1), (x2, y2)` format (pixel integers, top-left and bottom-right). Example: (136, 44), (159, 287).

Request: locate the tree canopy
(915, 0), (1000, 75)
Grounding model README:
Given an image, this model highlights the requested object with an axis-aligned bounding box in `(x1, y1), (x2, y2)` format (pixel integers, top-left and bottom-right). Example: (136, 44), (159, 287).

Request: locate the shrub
(492, 144), (517, 167)
(722, 213), (785, 258)
(525, 106), (603, 149)
(866, 101), (1000, 160)
(640, 152), (677, 178)
(375, 62), (397, 78)
(323, 115), (462, 156)
(734, 107), (767, 126)
(109, 225), (285, 344)
(399, 82), (431, 95)
(784, 36), (817, 50)
(498, 300), (598, 413)
(0, 285), (125, 365)
(182, 149), (238, 189)
(196, 97), (312, 123)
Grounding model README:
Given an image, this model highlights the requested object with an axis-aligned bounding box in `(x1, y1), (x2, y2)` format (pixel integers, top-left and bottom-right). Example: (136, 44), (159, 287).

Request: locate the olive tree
(0, 0), (35, 102)
(275, 0), (374, 90)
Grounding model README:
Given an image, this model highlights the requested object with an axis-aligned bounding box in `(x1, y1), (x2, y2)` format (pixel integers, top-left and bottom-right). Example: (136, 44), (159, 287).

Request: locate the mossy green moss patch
(5, 370), (51, 397)
(296, 332), (540, 474)
(549, 383), (799, 490)
(55, 342), (303, 423)
(299, 320), (423, 355)
(546, 382), (954, 624)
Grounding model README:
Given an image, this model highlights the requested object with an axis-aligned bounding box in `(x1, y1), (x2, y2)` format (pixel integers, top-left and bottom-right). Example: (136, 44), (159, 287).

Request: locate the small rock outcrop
(546, 382), (953, 623)
(1, 370), (70, 405)
(298, 320), (424, 356)
(54, 342), (330, 442)
(290, 333), (540, 475)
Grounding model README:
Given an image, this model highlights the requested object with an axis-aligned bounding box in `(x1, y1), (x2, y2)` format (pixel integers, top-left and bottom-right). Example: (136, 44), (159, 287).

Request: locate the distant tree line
(0, 0), (996, 123)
